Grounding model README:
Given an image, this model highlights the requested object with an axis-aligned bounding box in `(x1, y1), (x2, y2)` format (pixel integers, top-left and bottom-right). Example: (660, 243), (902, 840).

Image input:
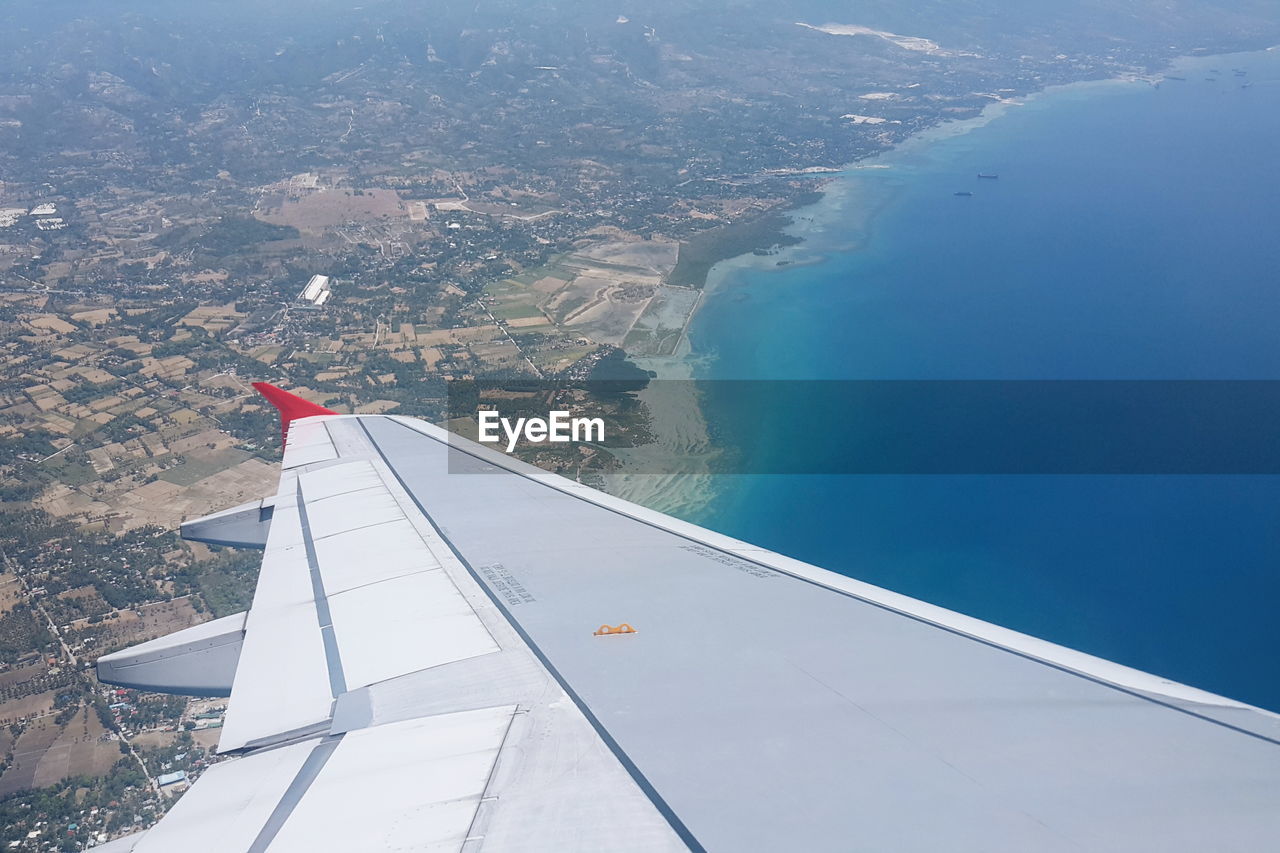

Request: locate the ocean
(680, 49), (1280, 710)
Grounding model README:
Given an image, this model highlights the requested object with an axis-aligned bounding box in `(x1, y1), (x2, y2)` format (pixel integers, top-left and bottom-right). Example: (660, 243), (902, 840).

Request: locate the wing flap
(220, 453), (499, 752)
(134, 707), (514, 853)
(302, 482), (402, 534)
(219, 598), (334, 751)
(327, 570), (499, 691)
(265, 706), (514, 851)
(134, 738), (316, 853)
(311, 519), (440, 593)
(282, 419), (338, 469)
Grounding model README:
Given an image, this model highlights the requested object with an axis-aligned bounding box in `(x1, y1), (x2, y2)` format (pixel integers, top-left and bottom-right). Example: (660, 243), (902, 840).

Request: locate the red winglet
(252, 382), (337, 445)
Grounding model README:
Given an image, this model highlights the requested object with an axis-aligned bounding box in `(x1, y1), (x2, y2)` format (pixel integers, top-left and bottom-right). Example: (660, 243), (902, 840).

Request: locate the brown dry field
(354, 400), (401, 414)
(110, 456), (277, 530)
(257, 188), (407, 229)
(32, 708), (119, 787)
(38, 483), (113, 519)
(0, 662), (47, 691)
(531, 275), (569, 293)
(0, 573), (22, 612)
(0, 708), (118, 796)
(79, 597), (207, 657)
(164, 428), (236, 455)
(506, 316), (551, 329)
(0, 689), (56, 725)
(415, 326), (502, 347)
(131, 730), (180, 750)
(468, 340), (524, 369)
(192, 728), (221, 751)
(70, 308), (117, 325)
(543, 274), (656, 345)
(572, 238), (679, 275)
(0, 718), (61, 796)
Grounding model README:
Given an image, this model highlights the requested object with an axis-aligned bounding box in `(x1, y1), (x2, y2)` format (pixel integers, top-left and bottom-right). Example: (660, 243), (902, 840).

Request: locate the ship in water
(954, 191), (974, 197)
(977, 173), (999, 179)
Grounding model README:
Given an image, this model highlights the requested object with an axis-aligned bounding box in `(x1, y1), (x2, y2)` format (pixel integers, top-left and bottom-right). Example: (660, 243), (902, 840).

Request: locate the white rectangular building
(299, 275), (332, 305)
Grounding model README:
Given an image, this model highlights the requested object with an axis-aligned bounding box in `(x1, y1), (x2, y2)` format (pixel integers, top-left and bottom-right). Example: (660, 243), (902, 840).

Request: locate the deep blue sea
(685, 49), (1280, 710)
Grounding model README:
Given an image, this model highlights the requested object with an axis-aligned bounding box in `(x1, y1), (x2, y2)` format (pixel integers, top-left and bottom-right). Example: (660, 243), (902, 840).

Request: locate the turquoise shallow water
(685, 50), (1280, 709)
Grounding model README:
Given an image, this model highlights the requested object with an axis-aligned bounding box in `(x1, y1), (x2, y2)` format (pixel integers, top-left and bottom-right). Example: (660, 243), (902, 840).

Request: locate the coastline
(600, 77), (1053, 514)
(601, 47), (1273, 518)
(596, 355), (720, 519)
(665, 188), (826, 290)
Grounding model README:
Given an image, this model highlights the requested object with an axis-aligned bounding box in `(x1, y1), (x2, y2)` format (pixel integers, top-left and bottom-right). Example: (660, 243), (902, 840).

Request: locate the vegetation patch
(668, 201), (817, 289)
(157, 449), (252, 487)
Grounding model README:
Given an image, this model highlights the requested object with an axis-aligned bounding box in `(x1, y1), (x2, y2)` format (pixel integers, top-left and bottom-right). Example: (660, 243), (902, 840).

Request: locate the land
(666, 197), (818, 289)
(2, 0), (1280, 847)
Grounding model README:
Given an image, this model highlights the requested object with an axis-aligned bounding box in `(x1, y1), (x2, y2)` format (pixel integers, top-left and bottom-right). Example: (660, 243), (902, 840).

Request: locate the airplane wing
(92, 384), (1280, 852)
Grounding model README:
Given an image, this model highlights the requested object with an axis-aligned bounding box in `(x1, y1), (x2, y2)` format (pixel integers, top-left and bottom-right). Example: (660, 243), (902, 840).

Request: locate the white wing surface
(93, 385), (1280, 852)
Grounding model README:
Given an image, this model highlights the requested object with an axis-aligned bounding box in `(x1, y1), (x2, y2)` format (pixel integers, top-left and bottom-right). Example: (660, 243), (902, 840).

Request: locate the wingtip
(252, 382), (337, 444)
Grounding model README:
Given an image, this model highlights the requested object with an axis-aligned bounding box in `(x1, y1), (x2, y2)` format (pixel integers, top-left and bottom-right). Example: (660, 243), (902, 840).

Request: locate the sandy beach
(597, 337), (724, 520)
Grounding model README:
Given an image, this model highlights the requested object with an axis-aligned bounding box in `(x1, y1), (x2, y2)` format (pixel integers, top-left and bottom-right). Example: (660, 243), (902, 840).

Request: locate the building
(298, 274), (332, 305)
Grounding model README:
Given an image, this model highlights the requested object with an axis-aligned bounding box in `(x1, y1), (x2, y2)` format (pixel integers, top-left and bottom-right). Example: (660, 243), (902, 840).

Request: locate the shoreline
(603, 46), (1273, 516)
(601, 76), (1138, 515)
(665, 188), (826, 290)
(596, 345), (722, 520)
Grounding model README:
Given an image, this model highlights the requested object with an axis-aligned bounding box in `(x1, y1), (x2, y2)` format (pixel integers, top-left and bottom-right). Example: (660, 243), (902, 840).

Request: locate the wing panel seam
(295, 481), (347, 698)
(245, 735), (344, 853)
